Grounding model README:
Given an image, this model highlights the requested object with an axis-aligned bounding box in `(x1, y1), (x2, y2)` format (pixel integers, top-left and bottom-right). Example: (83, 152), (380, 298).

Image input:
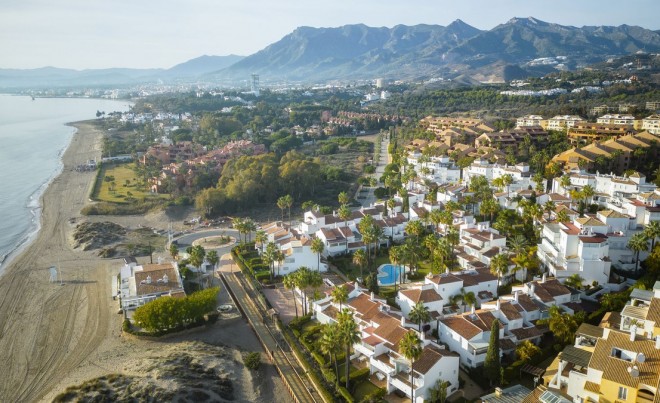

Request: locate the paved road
(219, 259), (319, 403)
(358, 133), (390, 207)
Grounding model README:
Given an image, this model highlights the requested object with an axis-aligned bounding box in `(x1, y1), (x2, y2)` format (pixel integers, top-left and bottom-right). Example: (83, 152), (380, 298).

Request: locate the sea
(0, 94), (131, 274)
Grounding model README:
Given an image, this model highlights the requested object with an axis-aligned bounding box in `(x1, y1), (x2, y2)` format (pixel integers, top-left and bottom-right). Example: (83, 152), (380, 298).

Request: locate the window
(618, 386), (627, 400)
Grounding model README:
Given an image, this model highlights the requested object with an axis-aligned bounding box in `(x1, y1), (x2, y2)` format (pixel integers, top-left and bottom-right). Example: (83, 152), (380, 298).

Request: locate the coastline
(0, 120), (117, 402)
(0, 124), (75, 276)
(0, 120), (288, 403)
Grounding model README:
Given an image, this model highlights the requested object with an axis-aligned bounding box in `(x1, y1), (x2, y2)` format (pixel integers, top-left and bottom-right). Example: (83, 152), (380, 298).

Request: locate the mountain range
(2, 17), (660, 88)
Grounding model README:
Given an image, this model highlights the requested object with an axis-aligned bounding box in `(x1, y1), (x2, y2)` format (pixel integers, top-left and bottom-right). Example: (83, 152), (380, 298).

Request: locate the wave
(0, 132), (70, 276)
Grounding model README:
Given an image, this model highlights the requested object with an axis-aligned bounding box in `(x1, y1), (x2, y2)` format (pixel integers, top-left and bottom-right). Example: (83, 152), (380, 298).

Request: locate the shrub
(360, 387), (386, 403)
(244, 352), (261, 370)
(122, 318), (131, 332)
(337, 386), (354, 403)
(132, 287), (219, 333)
(340, 367), (371, 385)
(289, 314), (312, 331)
(255, 271), (271, 283)
(312, 351), (326, 367)
(321, 368), (337, 384)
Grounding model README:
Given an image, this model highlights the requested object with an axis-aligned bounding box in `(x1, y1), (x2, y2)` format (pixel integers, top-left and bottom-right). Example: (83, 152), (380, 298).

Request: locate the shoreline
(0, 120), (114, 402)
(0, 123), (77, 276)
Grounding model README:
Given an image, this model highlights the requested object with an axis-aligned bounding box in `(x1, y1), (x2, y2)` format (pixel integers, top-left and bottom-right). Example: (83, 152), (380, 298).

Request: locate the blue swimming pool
(377, 264), (406, 286)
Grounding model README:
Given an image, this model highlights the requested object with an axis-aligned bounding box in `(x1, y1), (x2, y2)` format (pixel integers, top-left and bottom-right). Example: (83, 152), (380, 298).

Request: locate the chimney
(496, 298), (501, 310)
(401, 316), (406, 326)
(514, 290), (519, 302)
(495, 387), (502, 397)
(630, 325), (637, 341)
(421, 331), (426, 341)
(542, 273), (547, 283)
(370, 292), (375, 300)
(471, 306), (476, 315)
(655, 336), (660, 350)
(530, 283), (536, 296)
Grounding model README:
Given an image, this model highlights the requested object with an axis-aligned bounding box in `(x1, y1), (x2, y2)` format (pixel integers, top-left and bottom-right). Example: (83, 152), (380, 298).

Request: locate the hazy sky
(2, 0), (658, 70)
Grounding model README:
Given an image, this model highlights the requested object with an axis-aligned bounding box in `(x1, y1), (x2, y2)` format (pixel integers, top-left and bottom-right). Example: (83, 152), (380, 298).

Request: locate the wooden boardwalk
(220, 271), (320, 403)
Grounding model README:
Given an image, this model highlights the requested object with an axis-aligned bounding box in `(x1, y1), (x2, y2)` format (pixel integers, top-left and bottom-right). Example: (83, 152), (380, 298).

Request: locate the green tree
(644, 221), (660, 251)
(490, 253), (510, 285)
(428, 379), (449, 403)
(169, 243), (179, 260)
(263, 242), (278, 280)
(189, 245), (206, 269)
(338, 191), (350, 206)
(515, 340), (541, 363)
(484, 319), (501, 386)
(399, 330), (423, 403)
(331, 285), (349, 311)
(311, 237), (325, 272)
(564, 273), (585, 290)
(283, 274), (299, 318)
(352, 249), (367, 282)
(319, 323), (341, 381)
(409, 302), (431, 334)
(337, 309), (361, 390)
(628, 232), (650, 274)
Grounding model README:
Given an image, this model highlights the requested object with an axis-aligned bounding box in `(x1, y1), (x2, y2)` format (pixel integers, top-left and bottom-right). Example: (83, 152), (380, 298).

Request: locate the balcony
(354, 343), (375, 358)
(391, 371), (424, 393)
(370, 354), (395, 376)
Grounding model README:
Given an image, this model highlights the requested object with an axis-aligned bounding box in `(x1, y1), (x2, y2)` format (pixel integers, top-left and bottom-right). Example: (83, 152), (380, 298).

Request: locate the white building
(516, 115), (545, 128)
(597, 114), (636, 126)
(407, 152), (462, 185)
(642, 114), (660, 134)
(546, 115), (585, 131)
(118, 262), (185, 311)
(259, 222), (328, 273)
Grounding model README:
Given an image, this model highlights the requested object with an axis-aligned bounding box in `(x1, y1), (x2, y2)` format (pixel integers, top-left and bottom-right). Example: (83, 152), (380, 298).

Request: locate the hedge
(337, 386), (354, 403)
(289, 314), (312, 331)
(340, 367), (370, 385)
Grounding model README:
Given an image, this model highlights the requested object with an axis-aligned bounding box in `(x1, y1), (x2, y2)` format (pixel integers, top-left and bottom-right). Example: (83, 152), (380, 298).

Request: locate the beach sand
(0, 122), (286, 402)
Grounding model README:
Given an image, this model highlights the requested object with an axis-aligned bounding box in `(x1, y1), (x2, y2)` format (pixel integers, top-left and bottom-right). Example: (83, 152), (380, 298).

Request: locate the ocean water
(0, 94), (130, 272)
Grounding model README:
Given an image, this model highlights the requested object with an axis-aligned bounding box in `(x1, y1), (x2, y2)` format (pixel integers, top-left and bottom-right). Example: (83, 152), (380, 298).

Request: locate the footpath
(218, 256), (320, 403)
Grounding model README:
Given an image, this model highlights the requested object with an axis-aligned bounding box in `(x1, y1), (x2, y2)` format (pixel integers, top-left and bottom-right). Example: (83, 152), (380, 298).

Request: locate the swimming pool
(377, 264), (406, 286)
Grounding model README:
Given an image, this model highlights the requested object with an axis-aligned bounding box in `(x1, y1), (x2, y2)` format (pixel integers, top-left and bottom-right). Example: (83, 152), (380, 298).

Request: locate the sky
(2, 0), (659, 70)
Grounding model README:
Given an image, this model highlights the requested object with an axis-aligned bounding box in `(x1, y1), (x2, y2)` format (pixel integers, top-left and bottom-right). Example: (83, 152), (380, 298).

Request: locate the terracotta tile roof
(400, 288), (443, 303)
(509, 326), (543, 341)
(348, 293), (379, 318)
(576, 323), (604, 339)
(412, 344), (458, 374)
(600, 311), (621, 328)
(440, 316), (482, 340)
(374, 321), (408, 347)
(531, 279), (570, 303)
(499, 301), (523, 321)
(363, 335), (383, 347)
(589, 330), (660, 388)
(516, 294), (540, 312)
(646, 298), (660, 325)
(499, 338), (517, 351)
(134, 265), (182, 296)
(584, 380), (600, 393)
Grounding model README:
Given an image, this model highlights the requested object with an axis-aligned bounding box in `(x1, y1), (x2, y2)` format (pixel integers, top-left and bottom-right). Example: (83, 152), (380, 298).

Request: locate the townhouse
(258, 222), (327, 274)
(118, 261), (185, 311)
(315, 291), (461, 401)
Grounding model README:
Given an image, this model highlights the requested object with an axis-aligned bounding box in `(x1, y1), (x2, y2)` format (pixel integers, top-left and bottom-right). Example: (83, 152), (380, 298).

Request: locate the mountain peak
(507, 16), (548, 26)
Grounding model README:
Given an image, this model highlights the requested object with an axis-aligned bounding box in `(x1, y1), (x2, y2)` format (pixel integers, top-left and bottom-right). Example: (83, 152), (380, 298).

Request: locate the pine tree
(484, 319), (501, 386)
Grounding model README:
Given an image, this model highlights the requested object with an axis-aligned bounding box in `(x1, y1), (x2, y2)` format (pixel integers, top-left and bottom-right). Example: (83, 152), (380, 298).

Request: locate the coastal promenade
(219, 257), (320, 403)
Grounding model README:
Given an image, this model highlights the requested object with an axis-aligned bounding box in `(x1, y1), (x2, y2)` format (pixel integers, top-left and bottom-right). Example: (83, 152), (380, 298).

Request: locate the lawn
(96, 163), (168, 203)
(353, 380), (382, 402)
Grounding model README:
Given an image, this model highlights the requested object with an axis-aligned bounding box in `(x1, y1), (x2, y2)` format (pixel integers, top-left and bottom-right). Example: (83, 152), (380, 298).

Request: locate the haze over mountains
(2, 17), (660, 88)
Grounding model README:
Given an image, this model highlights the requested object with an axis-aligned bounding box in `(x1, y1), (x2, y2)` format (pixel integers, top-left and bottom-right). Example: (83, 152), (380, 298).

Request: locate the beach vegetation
(131, 287), (219, 333)
(95, 163), (168, 204)
(243, 352), (261, 370)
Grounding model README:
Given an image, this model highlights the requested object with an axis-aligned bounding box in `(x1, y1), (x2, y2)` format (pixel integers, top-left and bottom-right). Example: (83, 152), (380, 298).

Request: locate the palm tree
(254, 230), (267, 248)
(557, 209), (570, 224)
(543, 200), (556, 221)
(399, 330), (423, 403)
(628, 233), (649, 274)
(480, 197), (499, 223)
(389, 245), (404, 292)
(319, 323), (341, 381)
(582, 185), (595, 206)
(429, 209), (443, 234)
(232, 217), (245, 243)
(169, 243), (179, 260)
(337, 309), (360, 390)
(207, 250), (219, 270)
(409, 302), (431, 334)
(295, 267), (311, 316)
(311, 237), (325, 272)
(307, 270), (324, 313)
(263, 242), (278, 280)
(338, 191), (350, 206)
(243, 218), (257, 243)
(352, 249), (367, 282)
(275, 250), (285, 277)
(560, 175), (571, 193)
(564, 273), (584, 290)
(463, 291), (476, 311)
(283, 274), (299, 318)
(490, 253), (510, 285)
(644, 221), (660, 251)
(508, 235), (528, 256)
(331, 285), (349, 311)
(405, 220), (425, 243)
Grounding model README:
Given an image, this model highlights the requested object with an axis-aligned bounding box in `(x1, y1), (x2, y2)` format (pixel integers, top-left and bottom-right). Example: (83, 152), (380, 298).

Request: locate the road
(358, 132), (391, 207)
(220, 265), (319, 403)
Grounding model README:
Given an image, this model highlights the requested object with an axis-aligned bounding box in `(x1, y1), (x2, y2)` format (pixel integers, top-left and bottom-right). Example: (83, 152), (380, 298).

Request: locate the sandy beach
(0, 122), (286, 402)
